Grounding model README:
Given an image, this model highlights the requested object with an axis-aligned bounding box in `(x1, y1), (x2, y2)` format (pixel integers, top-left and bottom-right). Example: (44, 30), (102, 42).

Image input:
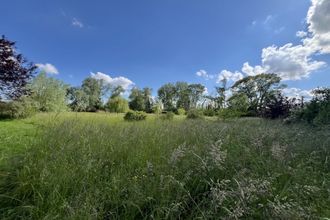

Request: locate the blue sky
(1, 0), (329, 97)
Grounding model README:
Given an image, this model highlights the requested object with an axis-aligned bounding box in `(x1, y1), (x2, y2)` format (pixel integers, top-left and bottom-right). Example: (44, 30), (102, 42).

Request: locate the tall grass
(0, 114), (329, 219)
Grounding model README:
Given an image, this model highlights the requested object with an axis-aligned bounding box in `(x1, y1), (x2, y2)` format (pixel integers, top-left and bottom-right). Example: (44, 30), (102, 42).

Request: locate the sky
(1, 0), (329, 98)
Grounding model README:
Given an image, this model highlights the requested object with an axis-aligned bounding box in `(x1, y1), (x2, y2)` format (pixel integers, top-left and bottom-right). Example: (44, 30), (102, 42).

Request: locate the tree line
(1, 36), (329, 124)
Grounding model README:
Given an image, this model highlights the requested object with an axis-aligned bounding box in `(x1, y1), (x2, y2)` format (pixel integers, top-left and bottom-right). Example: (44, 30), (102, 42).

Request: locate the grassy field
(0, 113), (329, 219)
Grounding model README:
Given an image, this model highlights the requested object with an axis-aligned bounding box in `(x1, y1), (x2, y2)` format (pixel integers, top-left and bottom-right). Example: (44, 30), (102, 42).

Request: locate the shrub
(218, 108), (244, 120)
(160, 111), (175, 120)
(290, 88), (330, 125)
(186, 109), (204, 119)
(0, 97), (37, 119)
(177, 108), (186, 115)
(107, 97), (129, 113)
(152, 103), (162, 114)
(203, 108), (216, 117)
(124, 111), (147, 121)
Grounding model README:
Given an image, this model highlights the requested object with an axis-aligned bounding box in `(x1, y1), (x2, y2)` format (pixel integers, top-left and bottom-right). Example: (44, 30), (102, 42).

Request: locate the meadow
(0, 113), (329, 219)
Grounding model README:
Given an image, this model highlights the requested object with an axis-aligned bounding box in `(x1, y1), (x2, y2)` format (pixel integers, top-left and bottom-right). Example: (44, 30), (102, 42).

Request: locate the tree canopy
(0, 36), (36, 100)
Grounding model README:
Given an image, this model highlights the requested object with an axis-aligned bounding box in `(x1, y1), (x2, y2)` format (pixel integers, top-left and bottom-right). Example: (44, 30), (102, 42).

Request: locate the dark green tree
(231, 73), (282, 115)
(129, 87), (145, 111)
(0, 36), (36, 100)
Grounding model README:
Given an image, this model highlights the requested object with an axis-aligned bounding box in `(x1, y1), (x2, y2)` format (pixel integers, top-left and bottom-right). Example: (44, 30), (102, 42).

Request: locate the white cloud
(90, 72), (134, 90)
(72, 18), (84, 28)
(296, 31), (307, 38)
(237, 0), (330, 81)
(261, 43), (325, 80)
(217, 70), (243, 83)
(196, 70), (214, 80)
(305, 0), (330, 54)
(242, 62), (266, 76)
(282, 87), (313, 99)
(36, 63), (59, 74)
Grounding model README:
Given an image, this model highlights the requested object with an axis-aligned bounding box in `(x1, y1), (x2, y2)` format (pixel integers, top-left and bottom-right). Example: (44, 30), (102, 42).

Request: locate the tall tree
(142, 87), (153, 113)
(129, 87), (145, 111)
(82, 77), (102, 112)
(29, 72), (68, 112)
(110, 86), (125, 99)
(0, 36), (36, 100)
(231, 73), (282, 115)
(175, 82), (190, 110)
(215, 78), (227, 109)
(188, 83), (205, 109)
(157, 83), (177, 111)
(67, 87), (89, 112)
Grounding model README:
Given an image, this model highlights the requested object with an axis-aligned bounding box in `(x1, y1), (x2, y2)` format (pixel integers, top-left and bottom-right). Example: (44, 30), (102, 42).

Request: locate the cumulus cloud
(232, 0), (329, 81)
(259, 43), (325, 80)
(196, 70), (214, 80)
(217, 70), (243, 83)
(305, 0), (330, 54)
(36, 63), (59, 74)
(282, 87), (313, 99)
(90, 72), (134, 90)
(72, 18), (84, 28)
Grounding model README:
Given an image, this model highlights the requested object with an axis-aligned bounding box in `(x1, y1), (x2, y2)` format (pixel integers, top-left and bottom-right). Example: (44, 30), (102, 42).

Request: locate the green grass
(0, 113), (329, 219)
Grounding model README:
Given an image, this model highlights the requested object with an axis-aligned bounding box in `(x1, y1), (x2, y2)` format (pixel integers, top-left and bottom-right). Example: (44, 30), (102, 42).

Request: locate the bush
(218, 108), (244, 120)
(107, 97), (129, 113)
(203, 108), (216, 117)
(0, 97), (37, 119)
(177, 108), (186, 115)
(186, 109), (204, 119)
(290, 88), (330, 125)
(152, 103), (162, 114)
(124, 111), (147, 121)
(160, 111), (175, 120)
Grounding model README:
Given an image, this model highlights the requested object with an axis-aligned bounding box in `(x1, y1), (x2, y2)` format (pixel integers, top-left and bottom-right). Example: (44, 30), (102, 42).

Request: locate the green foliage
(160, 111), (175, 120)
(292, 88), (330, 125)
(1, 115), (329, 219)
(157, 83), (177, 111)
(82, 77), (102, 112)
(107, 96), (129, 113)
(203, 108), (216, 117)
(158, 82), (205, 112)
(231, 74), (283, 115)
(124, 110), (147, 121)
(127, 87), (153, 112)
(227, 93), (249, 114)
(218, 108), (245, 119)
(67, 87), (89, 112)
(0, 36), (36, 100)
(152, 102), (162, 114)
(29, 72), (68, 112)
(177, 108), (186, 115)
(0, 97), (37, 119)
(186, 109), (204, 119)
